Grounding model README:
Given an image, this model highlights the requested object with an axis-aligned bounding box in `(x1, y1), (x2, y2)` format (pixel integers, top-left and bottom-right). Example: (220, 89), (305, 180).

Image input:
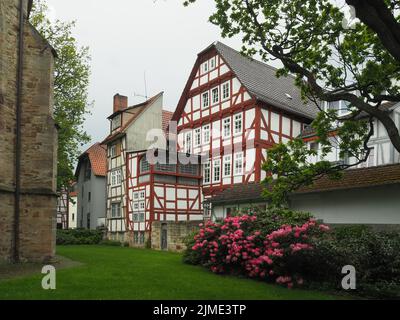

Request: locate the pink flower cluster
(191, 215), (329, 289)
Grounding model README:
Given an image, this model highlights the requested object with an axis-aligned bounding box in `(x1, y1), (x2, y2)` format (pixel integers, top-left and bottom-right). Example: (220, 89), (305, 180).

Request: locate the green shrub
(254, 207), (312, 234)
(57, 228), (103, 245)
(301, 226), (400, 298)
(182, 230), (202, 265)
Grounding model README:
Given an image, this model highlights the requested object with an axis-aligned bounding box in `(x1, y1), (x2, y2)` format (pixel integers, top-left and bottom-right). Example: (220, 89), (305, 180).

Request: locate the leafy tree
(184, 0), (400, 206)
(30, 0), (91, 190)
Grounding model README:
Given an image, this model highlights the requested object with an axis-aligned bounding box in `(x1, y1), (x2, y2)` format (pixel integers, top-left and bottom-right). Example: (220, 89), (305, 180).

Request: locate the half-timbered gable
(126, 150), (203, 246)
(102, 92), (164, 241)
(171, 41), (318, 200)
(302, 101), (400, 168)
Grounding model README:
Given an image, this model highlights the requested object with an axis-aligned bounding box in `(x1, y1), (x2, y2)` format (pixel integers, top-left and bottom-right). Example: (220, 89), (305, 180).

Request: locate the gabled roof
(75, 143), (107, 177)
(207, 164), (400, 204)
(214, 42), (318, 119)
(102, 92), (163, 145)
(172, 41), (318, 122)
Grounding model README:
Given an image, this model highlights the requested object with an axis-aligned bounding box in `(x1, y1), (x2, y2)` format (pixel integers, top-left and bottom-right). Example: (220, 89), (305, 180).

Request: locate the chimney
(113, 94), (128, 113)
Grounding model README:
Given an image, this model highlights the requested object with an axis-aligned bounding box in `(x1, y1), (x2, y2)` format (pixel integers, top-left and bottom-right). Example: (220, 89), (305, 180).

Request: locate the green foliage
(184, 0), (400, 203)
(30, 0), (91, 190)
(56, 229), (103, 245)
(262, 138), (342, 207)
(300, 226), (400, 298)
(254, 208), (313, 234)
(182, 230), (202, 265)
(184, 0), (400, 104)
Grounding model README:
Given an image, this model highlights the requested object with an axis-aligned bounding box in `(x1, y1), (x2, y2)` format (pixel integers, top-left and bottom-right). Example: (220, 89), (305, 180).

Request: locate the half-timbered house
(126, 150), (203, 246)
(171, 41), (318, 217)
(102, 92), (172, 241)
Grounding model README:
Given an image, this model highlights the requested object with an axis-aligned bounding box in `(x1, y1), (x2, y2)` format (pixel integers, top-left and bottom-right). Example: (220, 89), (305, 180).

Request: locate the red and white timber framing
(126, 151), (203, 240)
(173, 47), (310, 198)
(106, 137), (127, 235)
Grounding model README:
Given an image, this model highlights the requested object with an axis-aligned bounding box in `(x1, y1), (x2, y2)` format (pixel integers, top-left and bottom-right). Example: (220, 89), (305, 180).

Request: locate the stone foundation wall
(151, 221), (200, 252)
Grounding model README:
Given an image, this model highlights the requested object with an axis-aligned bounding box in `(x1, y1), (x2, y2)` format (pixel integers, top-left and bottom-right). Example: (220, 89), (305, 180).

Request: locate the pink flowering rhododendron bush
(188, 214), (330, 289)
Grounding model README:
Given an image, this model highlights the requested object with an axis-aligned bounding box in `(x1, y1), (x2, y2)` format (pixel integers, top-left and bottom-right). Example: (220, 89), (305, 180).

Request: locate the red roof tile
(80, 142), (107, 177)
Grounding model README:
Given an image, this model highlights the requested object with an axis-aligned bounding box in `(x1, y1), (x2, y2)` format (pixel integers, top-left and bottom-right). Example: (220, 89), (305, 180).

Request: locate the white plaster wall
(290, 184), (400, 224)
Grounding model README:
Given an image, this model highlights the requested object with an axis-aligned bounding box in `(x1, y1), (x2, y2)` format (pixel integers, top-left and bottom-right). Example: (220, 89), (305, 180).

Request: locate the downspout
(12, 0), (25, 264)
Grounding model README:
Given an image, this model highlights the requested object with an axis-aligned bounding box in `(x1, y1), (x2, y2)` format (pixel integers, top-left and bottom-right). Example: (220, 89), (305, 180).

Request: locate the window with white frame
(201, 61), (209, 74)
(203, 125), (210, 144)
(133, 202), (139, 211)
(234, 152), (243, 175)
(213, 159), (221, 182)
(223, 155), (231, 177)
(140, 157), (150, 173)
(222, 81), (230, 100)
(139, 190), (145, 199)
(210, 56), (216, 69)
(109, 145), (116, 157)
(203, 162), (211, 184)
(194, 128), (201, 147)
(139, 201), (145, 210)
(111, 169), (122, 186)
(211, 87), (219, 105)
(234, 114), (242, 134)
(133, 192), (139, 200)
(111, 202), (121, 218)
(202, 91), (209, 109)
(325, 100), (351, 116)
(223, 117), (231, 138)
(184, 131), (192, 153)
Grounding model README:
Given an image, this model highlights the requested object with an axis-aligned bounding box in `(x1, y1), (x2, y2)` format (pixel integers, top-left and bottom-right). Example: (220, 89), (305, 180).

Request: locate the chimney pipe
(113, 94), (128, 113)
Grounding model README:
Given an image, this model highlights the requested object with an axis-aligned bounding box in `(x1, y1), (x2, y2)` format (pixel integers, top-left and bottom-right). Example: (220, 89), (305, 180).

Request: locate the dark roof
(207, 164), (400, 204)
(214, 42), (318, 119)
(75, 143), (107, 177)
(296, 163), (400, 194)
(171, 41), (318, 123)
(207, 183), (264, 205)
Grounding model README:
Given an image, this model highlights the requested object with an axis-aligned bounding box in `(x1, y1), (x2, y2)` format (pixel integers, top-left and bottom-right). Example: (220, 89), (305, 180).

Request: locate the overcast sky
(45, 0), (245, 150)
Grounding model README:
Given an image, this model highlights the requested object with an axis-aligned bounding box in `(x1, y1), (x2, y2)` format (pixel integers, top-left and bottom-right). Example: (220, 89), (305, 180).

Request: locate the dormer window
(111, 114), (121, 131)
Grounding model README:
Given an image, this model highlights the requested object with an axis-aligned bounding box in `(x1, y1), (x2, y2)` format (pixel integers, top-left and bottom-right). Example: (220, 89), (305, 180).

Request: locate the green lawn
(0, 245), (340, 300)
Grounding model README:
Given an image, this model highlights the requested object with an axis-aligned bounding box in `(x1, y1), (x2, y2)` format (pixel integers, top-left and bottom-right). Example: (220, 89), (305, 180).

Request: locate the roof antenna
(133, 71), (149, 101)
(144, 71), (148, 99)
